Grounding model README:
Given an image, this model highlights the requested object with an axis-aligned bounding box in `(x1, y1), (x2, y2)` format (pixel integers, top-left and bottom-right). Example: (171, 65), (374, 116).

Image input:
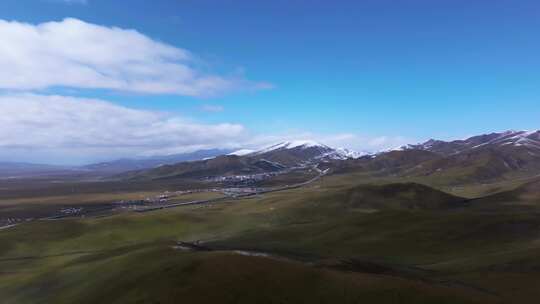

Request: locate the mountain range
(120, 130), (540, 184)
(2, 130), (540, 184)
(80, 149), (232, 173)
(119, 140), (350, 180)
(399, 130), (540, 182)
(0, 149), (231, 178)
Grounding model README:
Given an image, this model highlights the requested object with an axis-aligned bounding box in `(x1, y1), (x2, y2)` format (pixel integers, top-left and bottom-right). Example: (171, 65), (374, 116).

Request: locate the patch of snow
(249, 140), (374, 162)
(255, 142), (289, 154)
(0, 224), (17, 230)
(286, 140), (327, 149)
(334, 148), (369, 159)
(255, 140), (329, 154)
(467, 130), (540, 150)
(228, 149), (255, 156)
(382, 145), (408, 152)
(233, 250), (271, 258)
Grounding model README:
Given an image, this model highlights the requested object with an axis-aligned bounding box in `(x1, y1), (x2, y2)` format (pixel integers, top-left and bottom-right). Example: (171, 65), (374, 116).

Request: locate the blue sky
(0, 0), (539, 164)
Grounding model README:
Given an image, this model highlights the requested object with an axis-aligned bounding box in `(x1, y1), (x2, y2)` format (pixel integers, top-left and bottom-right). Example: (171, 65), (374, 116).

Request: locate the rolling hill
(401, 130), (540, 183)
(120, 154), (287, 180)
(81, 149), (232, 173)
(470, 177), (540, 209)
(332, 182), (469, 210)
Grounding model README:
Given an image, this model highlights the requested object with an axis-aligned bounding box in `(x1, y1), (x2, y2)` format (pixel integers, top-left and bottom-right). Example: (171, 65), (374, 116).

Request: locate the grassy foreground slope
(1, 245), (494, 304)
(1, 176), (540, 303)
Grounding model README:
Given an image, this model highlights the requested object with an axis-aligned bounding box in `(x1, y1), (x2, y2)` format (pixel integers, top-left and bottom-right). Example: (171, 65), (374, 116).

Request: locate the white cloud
(0, 18), (269, 97)
(0, 94), (246, 163)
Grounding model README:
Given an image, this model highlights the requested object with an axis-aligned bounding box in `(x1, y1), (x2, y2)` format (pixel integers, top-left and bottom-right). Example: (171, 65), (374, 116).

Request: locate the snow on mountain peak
(286, 140), (329, 149)
(233, 140), (369, 161)
(255, 140), (330, 154)
(334, 148), (369, 159)
(228, 149), (256, 156)
(397, 129), (540, 155)
(475, 130), (540, 149)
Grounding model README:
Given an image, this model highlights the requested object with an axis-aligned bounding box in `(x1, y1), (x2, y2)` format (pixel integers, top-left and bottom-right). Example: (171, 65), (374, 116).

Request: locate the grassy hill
(0, 243), (497, 304)
(120, 155), (285, 180)
(2, 173), (540, 303)
(407, 146), (540, 184)
(329, 182), (468, 210)
(468, 178), (540, 210)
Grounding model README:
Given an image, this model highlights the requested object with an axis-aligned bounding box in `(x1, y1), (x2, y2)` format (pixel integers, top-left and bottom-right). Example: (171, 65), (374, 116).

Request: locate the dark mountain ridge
(400, 130), (540, 183)
(0, 149), (233, 178)
(81, 149), (232, 173)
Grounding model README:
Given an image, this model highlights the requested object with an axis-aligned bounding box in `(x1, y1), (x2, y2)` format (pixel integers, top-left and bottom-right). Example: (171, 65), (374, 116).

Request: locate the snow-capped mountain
(247, 140), (334, 166)
(119, 130), (540, 182)
(333, 148), (369, 159)
(216, 141), (370, 164)
(239, 140), (367, 166)
(475, 130), (540, 149)
(228, 149), (256, 156)
(402, 130), (540, 156)
(253, 140), (332, 155)
(392, 130), (540, 182)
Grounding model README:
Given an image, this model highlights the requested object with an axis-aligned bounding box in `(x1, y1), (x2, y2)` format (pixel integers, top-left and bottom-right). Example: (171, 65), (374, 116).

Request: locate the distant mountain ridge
(390, 130), (540, 183)
(81, 149), (233, 173)
(232, 140), (367, 163)
(229, 140), (370, 165)
(117, 130), (540, 182)
(0, 149), (233, 178)
(119, 140), (358, 180)
(0, 162), (73, 178)
(3, 130), (540, 183)
(403, 130), (540, 156)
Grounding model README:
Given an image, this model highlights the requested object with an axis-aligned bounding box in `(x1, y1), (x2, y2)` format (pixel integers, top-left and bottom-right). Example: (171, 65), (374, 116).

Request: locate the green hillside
(2, 174), (540, 303)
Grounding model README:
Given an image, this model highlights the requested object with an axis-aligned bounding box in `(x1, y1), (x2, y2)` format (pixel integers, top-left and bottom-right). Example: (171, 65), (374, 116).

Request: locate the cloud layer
(0, 18), (268, 96)
(0, 94), (246, 163)
(0, 94), (410, 164)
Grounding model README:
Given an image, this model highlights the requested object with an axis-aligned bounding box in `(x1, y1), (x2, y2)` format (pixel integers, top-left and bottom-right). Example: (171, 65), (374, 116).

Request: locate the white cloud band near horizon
(0, 18), (270, 97)
(0, 94), (410, 165)
(0, 94), (246, 164)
